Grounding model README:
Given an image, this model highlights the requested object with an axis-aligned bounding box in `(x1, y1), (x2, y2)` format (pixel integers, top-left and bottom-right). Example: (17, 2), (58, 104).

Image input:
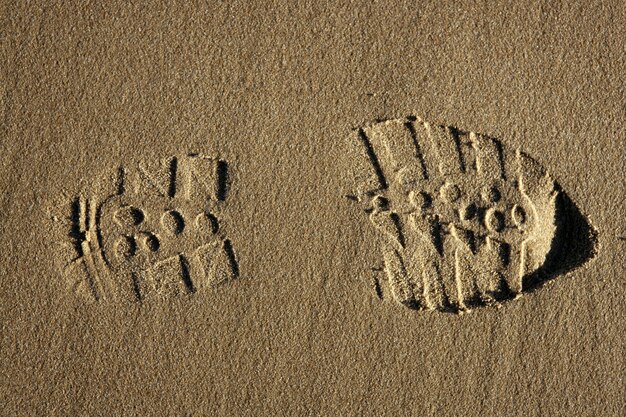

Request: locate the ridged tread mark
(168, 157), (178, 198)
(358, 128), (388, 189)
(179, 254), (195, 293)
(404, 120), (429, 180)
(223, 239), (240, 278)
(216, 160), (229, 202)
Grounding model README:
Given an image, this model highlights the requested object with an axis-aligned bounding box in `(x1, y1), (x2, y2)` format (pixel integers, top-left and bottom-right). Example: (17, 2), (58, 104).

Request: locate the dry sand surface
(1, 1), (624, 415)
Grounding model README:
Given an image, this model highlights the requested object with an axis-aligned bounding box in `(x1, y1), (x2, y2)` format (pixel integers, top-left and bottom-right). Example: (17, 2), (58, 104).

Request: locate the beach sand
(1, 1), (624, 415)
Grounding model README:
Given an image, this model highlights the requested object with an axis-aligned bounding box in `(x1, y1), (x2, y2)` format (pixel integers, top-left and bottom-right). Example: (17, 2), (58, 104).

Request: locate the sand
(1, 1), (624, 415)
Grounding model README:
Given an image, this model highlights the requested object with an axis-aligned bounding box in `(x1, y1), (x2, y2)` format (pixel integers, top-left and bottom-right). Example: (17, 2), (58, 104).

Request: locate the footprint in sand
(346, 116), (597, 313)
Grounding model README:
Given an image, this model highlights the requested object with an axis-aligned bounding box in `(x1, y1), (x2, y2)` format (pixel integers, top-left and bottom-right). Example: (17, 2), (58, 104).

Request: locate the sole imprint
(49, 154), (239, 303)
(347, 116), (597, 313)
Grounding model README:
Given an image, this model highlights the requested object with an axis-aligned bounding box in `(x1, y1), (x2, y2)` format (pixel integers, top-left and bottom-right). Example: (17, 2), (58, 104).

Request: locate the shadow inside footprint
(523, 185), (598, 293)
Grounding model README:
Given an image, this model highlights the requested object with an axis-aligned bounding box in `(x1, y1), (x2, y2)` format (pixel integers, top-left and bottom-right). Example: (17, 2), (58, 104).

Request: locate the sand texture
(1, 1), (624, 415)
